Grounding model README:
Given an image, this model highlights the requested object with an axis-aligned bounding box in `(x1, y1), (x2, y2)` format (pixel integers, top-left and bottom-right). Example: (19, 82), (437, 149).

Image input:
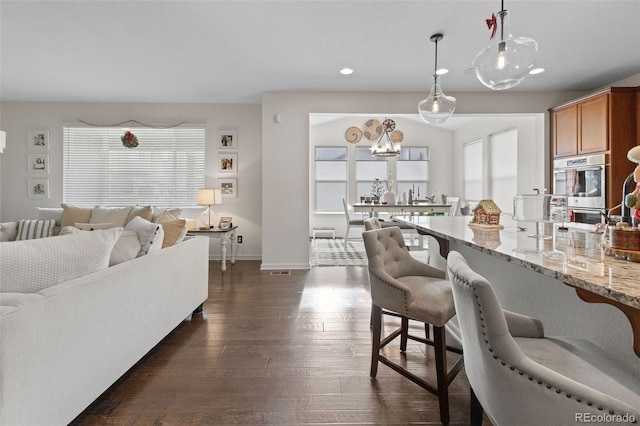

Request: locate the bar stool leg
(434, 326), (449, 425)
(370, 304), (382, 378)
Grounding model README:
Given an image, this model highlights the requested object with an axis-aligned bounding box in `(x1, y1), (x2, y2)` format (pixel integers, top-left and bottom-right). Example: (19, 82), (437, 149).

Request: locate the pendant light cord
(500, 0), (505, 41)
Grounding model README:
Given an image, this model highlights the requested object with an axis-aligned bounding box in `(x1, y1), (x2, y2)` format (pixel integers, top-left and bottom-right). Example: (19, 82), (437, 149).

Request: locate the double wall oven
(553, 153), (606, 224)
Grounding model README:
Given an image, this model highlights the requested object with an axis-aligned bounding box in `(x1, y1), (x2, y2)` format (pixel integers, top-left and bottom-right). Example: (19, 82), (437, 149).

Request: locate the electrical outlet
(237, 236), (243, 243)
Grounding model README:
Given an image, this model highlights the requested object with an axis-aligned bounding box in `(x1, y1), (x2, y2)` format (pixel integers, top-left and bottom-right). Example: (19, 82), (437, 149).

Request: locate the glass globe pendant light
(418, 33), (456, 124)
(473, 0), (538, 90)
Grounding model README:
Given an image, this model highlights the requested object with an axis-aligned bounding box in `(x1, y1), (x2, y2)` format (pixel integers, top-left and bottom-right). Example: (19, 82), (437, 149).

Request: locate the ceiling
(1, 1), (639, 104)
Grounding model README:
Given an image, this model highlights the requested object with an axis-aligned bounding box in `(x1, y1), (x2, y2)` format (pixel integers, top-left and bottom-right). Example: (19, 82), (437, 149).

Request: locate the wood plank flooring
(72, 261), (489, 425)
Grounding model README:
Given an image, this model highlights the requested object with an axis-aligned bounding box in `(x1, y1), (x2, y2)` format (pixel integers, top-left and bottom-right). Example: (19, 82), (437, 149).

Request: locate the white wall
(0, 101), (263, 260)
(261, 90), (587, 270)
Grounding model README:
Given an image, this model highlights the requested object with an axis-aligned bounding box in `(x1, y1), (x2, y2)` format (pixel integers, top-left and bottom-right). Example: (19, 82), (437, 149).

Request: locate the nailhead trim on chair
(370, 271), (410, 314)
(448, 266), (624, 417)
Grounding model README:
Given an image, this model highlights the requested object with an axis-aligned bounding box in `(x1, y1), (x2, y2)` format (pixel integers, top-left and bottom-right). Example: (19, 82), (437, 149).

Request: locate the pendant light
(418, 33), (456, 124)
(473, 0), (538, 90)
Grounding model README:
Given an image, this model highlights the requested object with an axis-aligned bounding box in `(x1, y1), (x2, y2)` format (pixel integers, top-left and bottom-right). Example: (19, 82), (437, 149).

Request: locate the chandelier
(371, 119), (401, 157)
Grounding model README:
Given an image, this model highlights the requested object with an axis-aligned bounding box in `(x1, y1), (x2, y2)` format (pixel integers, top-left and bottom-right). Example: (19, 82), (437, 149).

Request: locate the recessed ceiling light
(529, 68), (546, 75)
(340, 68), (354, 75)
(436, 68), (449, 75)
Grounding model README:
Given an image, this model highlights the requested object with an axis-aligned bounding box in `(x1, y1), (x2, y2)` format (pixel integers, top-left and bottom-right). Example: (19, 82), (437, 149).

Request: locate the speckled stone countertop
(393, 215), (640, 311)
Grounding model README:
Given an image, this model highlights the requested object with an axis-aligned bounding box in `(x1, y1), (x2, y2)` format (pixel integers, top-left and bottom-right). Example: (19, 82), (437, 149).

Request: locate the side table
(187, 226), (237, 271)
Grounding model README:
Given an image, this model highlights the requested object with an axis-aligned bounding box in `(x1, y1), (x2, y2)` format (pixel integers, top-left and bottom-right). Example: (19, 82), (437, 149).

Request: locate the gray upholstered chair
(447, 250), (640, 426)
(363, 227), (463, 425)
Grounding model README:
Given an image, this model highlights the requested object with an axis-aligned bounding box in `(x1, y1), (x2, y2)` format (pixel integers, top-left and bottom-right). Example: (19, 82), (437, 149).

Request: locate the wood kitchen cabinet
(551, 87), (638, 209)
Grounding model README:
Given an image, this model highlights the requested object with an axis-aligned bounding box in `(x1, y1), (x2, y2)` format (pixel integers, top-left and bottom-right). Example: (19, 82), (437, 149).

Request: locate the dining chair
(342, 197), (365, 240)
(446, 196), (459, 216)
(363, 227), (463, 424)
(446, 250), (640, 426)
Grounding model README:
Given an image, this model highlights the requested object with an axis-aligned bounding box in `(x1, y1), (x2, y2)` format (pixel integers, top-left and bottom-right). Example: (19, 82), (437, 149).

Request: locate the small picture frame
(28, 153), (49, 174)
(28, 130), (49, 150)
(218, 131), (237, 151)
(219, 178), (237, 198)
(219, 216), (233, 229)
(218, 153), (237, 173)
(28, 178), (49, 199)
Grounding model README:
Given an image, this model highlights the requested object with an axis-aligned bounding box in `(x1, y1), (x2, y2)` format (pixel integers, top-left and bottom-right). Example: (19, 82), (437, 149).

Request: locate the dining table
(352, 202), (451, 217)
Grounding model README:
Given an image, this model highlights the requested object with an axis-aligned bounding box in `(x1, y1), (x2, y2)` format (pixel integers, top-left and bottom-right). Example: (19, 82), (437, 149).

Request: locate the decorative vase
(381, 190), (396, 205)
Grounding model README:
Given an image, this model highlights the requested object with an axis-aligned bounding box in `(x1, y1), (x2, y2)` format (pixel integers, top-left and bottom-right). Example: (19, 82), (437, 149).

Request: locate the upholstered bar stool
(447, 251), (640, 426)
(362, 227), (463, 425)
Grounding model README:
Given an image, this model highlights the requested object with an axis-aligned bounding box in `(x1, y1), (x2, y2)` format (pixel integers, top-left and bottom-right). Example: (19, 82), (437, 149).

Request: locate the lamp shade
(0, 131), (5, 154)
(198, 188), (222, 206)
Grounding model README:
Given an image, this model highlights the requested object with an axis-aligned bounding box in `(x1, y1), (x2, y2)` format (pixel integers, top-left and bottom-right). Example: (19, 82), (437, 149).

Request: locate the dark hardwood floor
(72, 260), (488, 425)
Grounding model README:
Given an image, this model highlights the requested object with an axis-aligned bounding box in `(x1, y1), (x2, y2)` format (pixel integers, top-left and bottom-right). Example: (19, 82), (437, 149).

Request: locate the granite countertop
(393, 215), (640, 311)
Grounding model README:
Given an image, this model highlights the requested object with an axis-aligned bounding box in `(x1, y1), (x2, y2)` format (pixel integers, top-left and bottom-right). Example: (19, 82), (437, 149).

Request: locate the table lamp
(198, 188), (222, 229)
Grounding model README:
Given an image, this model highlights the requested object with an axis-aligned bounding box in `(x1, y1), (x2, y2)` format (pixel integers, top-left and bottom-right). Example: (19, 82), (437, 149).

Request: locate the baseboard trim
(260, 262), (311, 270)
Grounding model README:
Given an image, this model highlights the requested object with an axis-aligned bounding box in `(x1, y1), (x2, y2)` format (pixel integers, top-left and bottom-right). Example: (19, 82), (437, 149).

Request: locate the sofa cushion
(126, 205), (153, 224)
(36, 207), (64, 235)
(155, 211), (188, 248)
(0, 222), (18, 242)
(90, 206), (132, 227)
(16, 219), (56, 240)
(60, 204), (93, 229)
(36, 207), (64, 223)
(0, 228), (122, 293)
(75, 222), (119, 231)
(124, 216), (163, 257)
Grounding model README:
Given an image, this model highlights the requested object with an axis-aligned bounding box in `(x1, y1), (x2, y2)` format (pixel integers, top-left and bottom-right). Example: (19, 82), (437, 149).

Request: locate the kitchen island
(394, 215), (640, 376)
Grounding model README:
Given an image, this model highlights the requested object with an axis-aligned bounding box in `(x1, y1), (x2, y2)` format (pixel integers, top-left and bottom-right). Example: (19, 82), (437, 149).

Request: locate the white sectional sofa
(0, 213), (209, 424)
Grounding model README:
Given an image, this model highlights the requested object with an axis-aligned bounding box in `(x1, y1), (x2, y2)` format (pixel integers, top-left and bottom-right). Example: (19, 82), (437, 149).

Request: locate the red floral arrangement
(121, 131), (139, 149)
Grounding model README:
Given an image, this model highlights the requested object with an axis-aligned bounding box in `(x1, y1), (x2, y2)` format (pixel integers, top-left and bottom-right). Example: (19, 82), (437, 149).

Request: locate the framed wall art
(28, 130), (49, 150)
(219, 178), (237, 198)
(218, 130), (237, 151)
(28, 178), (49, 199)
(218, 153), (237, 173)
(219, 216), (233, 229)
(28, 153), (49, 174)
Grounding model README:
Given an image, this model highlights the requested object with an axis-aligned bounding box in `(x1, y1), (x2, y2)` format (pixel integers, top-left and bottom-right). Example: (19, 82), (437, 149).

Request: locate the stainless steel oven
(553, 154), (606, 224)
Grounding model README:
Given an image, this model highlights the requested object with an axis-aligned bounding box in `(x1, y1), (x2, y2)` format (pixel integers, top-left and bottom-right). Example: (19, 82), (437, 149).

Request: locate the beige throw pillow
(60, 204), (93, 229)
(126, 205), (153, 224)
(155, 211), (188, 248)
(90, 206), (132, 227)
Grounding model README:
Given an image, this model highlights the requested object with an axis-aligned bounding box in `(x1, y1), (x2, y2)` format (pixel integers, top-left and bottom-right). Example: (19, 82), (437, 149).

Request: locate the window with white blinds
(63, 126), (205, 206)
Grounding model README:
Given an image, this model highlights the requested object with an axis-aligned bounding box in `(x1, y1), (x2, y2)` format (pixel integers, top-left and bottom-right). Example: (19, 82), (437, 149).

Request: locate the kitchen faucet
(621, 173), (636, 225)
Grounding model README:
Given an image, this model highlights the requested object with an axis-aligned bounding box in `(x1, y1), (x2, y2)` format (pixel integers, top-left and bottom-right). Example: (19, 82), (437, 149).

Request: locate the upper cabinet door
(553, 105), (578, 157)
(578, 93), (609, 154)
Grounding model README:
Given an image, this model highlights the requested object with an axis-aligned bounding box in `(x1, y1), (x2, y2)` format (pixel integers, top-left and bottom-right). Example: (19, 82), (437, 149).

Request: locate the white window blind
(63, 126), (205, 206)
(463, 139), (483, 202)
(490, 128), (518, 214)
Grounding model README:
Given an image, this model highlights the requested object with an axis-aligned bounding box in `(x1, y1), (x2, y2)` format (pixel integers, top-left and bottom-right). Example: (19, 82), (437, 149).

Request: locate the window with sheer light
(63, 126), (205, 206)
(315, 146), (347, 211)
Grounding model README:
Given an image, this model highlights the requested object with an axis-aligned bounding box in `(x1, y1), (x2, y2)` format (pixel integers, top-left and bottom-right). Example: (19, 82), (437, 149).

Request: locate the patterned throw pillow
(16, 219), (56, 240)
